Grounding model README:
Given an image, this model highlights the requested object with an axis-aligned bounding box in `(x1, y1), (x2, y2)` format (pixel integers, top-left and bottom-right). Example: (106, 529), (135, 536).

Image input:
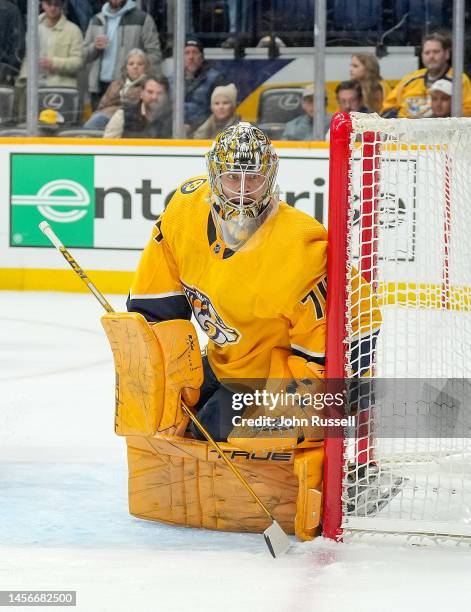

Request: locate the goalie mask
(206, 122), (279, 250)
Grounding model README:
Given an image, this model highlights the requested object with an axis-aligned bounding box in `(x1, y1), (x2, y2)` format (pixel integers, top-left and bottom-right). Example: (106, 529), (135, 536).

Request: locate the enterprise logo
(11, 179), (90, 223)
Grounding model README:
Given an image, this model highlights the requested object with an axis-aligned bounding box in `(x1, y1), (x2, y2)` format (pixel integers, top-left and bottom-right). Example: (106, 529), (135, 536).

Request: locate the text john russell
(232, 415), (356, 428)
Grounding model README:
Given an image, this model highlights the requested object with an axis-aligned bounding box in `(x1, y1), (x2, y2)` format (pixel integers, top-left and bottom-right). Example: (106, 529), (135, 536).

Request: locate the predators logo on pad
(182, 282), (240, 346)
(181, 178), (206, 194)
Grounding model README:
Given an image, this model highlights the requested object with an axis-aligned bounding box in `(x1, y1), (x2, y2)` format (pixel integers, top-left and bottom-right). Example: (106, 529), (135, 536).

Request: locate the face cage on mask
(209, 161), (277, 221)
(207, 161), (280, 250)
(210, 193), (279, 252)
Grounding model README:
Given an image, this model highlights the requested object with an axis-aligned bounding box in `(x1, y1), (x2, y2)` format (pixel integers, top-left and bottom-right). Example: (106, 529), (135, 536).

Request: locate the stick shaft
(39, 221), (114, 313)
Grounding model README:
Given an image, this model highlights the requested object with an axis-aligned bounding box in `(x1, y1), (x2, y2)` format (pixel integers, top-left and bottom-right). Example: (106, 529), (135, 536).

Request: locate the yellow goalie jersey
(128, 176), (328, 381)
(127, 176), (381, 380)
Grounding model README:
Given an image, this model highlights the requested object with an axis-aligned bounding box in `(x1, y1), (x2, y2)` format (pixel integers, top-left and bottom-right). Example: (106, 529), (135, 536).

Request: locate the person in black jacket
(169, 36), (226, 135)
(0, 0), (25, 85)
(103, 74), (172, 138)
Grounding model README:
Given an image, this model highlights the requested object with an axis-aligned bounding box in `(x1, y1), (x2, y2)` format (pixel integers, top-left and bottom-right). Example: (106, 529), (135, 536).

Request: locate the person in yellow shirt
(127, 122), (380, 441)
(382, 32), (471, 118)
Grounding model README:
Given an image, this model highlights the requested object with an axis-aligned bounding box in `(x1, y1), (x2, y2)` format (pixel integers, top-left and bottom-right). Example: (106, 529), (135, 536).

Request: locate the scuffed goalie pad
(125, 435), (323, 539)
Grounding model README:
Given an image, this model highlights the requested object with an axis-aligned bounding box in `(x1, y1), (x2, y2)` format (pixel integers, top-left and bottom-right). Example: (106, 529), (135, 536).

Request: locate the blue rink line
(0, 462), (266, 552)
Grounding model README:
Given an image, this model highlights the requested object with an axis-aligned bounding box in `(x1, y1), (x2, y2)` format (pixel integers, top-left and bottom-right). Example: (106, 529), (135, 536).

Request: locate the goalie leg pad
(101, 313), (203, 436)
(126, 434), (323, 540)
(293, 447), (323, 540)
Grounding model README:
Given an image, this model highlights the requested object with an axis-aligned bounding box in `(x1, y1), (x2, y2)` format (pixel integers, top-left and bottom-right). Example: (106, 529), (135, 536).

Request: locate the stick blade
(263, 520), (291, 558)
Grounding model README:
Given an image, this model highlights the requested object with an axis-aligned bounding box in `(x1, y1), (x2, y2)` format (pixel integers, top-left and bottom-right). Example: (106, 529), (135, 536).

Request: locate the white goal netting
(342, 113), (471, 542)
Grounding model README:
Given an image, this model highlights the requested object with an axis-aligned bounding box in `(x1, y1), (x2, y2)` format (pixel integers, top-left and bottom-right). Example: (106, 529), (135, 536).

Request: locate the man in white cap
(430, 79), (452, 118)
(281, 84), (331, 141)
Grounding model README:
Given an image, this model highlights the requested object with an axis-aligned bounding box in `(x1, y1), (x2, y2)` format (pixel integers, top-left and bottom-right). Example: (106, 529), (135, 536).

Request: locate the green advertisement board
(10, 154), (95, 248)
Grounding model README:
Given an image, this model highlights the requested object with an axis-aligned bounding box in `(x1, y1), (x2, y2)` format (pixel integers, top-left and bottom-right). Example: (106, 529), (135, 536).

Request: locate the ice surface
(1, 291), (471, 612)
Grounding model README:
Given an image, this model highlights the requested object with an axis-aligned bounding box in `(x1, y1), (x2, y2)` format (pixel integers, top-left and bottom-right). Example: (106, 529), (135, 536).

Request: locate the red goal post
(322, 112), (351, 541)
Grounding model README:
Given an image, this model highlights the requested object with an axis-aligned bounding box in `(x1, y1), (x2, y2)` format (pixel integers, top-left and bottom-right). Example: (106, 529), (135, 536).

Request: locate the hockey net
(323, 112), (471, 543)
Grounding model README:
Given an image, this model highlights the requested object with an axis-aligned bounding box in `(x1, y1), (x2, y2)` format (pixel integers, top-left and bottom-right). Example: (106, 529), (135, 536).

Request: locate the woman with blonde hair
(84, 48), (150, 131)
(193, 83), (240, 139)
(349, 52), (391, 113)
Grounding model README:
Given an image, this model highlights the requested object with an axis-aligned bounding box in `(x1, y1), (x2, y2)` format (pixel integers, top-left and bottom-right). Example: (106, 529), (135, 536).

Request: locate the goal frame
(322, 111), (471, 542)
(324, 111), (382, 540)
(322, 111), (351, 541)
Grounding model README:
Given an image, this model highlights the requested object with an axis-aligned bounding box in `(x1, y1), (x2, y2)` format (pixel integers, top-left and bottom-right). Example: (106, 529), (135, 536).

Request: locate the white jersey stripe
(130, 291), (185, 300)
(290, 343), (325, 358)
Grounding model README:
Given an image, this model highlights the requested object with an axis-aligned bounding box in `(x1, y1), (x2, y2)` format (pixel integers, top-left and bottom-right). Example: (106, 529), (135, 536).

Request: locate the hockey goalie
(101, 123), (380, 541)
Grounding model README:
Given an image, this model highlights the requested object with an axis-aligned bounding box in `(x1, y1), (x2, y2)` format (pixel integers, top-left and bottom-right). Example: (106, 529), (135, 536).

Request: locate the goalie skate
(346, 463), (408, 517)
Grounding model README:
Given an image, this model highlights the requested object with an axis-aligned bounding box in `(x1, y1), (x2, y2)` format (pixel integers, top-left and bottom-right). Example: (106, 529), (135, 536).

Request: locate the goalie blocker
(101, 313), (323, 540)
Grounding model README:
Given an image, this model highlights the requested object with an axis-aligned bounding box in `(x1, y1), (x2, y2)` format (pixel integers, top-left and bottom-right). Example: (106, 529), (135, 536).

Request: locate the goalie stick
(39, 221), (114, 313)
(39, 221), (291, 558)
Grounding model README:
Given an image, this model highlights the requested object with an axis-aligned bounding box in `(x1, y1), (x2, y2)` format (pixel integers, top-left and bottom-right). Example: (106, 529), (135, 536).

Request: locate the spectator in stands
(18, 0), (83, 88)
(281, 84), (331, 141)
(178, 36), (226, 134)
(103, 74), (171, 138)
(66, 0), (95, 32)
(349, 53), (390, 114)
(16, 0), (83, 121)
(84, 0), (162, 110)
(0, 0), (24, 85)
(221, 0), (284, 49)
(84, 48), (149, 130)
(163, 0), (194, 54)
(222, 1), (254, 48)
(430, 79), (452, 118)
(193, 83), (239, 139)
(382, 32), (471, 118)
(336, 80), (367, 113)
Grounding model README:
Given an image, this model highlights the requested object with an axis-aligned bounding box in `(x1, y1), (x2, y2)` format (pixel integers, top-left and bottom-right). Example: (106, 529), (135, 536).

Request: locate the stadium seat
(257, 87), (304, 140)
(257, 87), (304, 124)
(0, 87), (15, 126)
(256, 86), (304, 138)
(38, 87), (81, 126)
(0, 128), (27, 136)
(57, 129), (104, 138)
